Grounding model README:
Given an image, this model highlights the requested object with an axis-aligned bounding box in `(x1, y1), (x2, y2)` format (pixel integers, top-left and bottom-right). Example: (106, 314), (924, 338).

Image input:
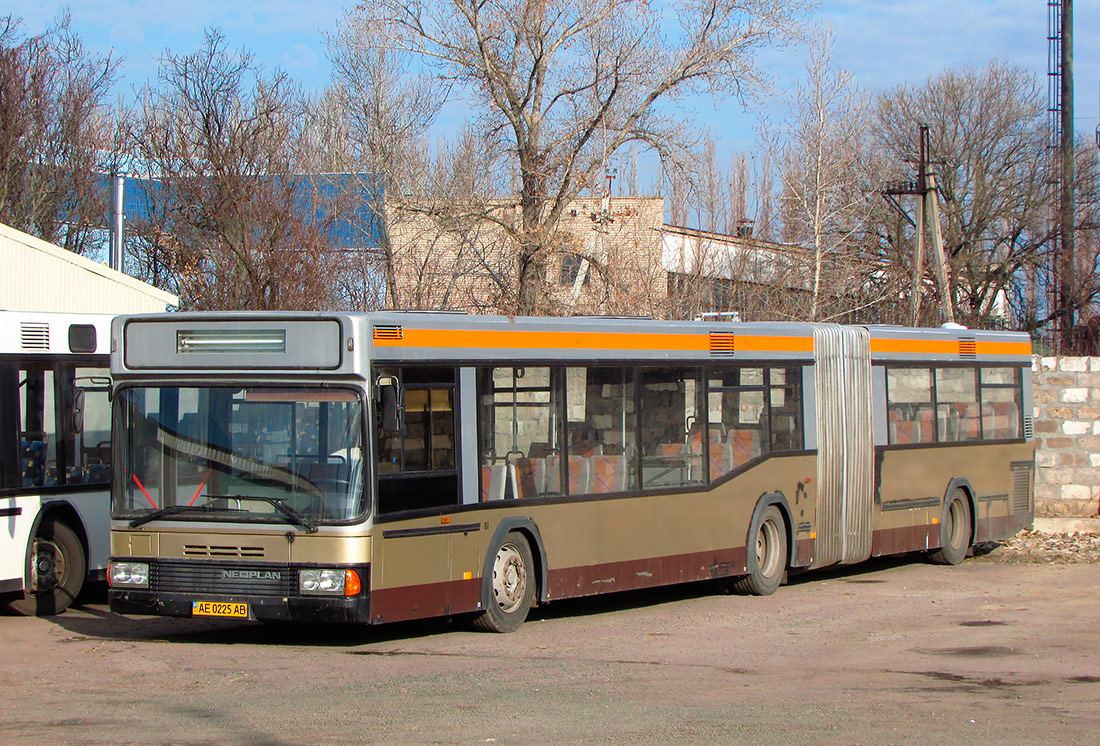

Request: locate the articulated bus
(1, 311), (114, 615)
(107, 313), (1034, 631)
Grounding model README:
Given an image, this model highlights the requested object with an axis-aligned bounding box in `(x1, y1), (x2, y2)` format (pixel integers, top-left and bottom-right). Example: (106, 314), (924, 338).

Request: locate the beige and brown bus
(107, 313), (1034, 632)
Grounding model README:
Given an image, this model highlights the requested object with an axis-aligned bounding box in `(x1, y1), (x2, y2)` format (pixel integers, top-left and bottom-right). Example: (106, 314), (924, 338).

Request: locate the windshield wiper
(128, 503), (228, 528)
(203, 494), (319, 534)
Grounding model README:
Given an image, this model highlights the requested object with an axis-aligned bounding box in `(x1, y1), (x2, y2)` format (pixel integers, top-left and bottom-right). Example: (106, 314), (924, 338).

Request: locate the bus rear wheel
(9, 518), (86, 616)
(473, 532), (534, 633)
(930, 491), (971, 566)
(733, 505), (787, 596)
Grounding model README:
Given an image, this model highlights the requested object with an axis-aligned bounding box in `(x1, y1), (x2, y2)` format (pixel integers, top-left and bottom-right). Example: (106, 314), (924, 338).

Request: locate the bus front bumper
(109, 588), (371, 624)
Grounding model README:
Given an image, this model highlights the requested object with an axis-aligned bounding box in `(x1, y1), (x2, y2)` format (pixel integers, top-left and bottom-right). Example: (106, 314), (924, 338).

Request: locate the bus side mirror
(377, 377), (401, 433)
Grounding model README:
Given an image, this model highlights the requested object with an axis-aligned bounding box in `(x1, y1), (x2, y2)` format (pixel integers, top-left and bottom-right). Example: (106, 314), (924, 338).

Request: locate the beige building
(0, 223), (177, 313)
(384, 196), (809, 319)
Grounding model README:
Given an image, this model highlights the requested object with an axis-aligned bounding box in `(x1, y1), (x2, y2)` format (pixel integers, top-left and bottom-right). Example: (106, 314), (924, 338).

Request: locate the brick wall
(1033, 356), (1100, 517)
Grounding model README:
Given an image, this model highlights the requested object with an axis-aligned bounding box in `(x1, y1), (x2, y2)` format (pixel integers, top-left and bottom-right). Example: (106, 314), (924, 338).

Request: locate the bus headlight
(109, 561), (149, 588)
(299, 569), (361, 597)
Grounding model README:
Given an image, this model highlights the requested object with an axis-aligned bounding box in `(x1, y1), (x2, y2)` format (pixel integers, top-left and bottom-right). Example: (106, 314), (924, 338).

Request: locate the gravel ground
(974, 529), (1100, 564)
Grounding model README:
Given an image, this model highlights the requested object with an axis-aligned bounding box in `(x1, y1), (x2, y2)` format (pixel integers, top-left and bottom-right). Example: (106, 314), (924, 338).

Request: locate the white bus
(1, 311), (114, 615)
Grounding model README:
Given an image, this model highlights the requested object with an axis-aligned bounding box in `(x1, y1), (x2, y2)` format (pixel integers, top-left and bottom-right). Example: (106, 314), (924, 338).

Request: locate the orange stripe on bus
(975, 341), (1033, 356)
(870, 339), (1031, 356)
(374, 329), (1030, 357)
(372, 328), (814, 353)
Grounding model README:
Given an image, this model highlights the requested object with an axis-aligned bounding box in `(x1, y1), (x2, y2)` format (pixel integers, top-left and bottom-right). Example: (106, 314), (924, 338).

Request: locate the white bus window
(73, 368), (112, 484)
(18, 366), (57, 488)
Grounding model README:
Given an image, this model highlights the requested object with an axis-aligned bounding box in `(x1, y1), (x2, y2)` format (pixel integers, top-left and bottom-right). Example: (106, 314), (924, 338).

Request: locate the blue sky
(7, 0), (1099, 155)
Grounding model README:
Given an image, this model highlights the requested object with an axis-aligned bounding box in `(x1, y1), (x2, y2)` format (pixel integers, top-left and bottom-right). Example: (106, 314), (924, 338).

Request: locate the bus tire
(9, 518), (86, 616)
(732, 505), (787, 596)
(930, 490), (971, 566)
(473, 532), (535, 633)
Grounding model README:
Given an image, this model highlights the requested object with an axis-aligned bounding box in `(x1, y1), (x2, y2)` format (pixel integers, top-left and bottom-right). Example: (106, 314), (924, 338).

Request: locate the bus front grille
(152, 560), (295, 597)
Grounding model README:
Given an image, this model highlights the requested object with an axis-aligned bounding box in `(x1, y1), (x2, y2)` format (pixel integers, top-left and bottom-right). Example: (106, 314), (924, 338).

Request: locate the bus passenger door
(373, 366), (468, 622)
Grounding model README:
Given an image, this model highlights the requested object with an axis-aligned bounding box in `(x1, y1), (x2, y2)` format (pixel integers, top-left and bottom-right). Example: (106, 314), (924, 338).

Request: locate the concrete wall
(1033, 356), (1100, 517)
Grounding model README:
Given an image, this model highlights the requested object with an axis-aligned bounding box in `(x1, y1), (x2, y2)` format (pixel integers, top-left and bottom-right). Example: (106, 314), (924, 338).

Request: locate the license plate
(192, 601), (248, 618)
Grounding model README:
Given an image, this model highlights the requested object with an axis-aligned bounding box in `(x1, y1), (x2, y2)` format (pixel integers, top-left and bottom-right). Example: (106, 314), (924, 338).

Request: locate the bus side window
(376, 367), (459, 514)
(886, 367), (934, 444)
(18, 366), (58, 487)
(74, 368), (112, 484)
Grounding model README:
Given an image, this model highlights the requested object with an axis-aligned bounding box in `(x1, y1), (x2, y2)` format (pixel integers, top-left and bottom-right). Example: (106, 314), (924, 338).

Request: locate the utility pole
(881, 125), (955, 326)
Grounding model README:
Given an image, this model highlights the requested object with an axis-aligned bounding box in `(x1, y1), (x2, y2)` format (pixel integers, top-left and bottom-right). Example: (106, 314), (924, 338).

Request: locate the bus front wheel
(473, 532), (534, 633)
(9, 518), (86, 616)
(732, 505), (787, 596)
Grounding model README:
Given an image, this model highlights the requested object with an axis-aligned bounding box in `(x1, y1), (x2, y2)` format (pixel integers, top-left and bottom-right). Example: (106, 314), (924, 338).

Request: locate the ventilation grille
(958, 337), (977, 359)
(182, 544), (265, 558)
(373, 325), (403, 341)
(20, 322), (49, 351)
(709, 332), (736, 356)
(1023, 416), (1034, 440)
(1011, 462), (1033, 513)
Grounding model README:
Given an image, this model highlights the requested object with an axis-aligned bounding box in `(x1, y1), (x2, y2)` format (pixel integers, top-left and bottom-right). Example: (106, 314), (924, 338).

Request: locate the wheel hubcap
(755, 520), (781, 579)
(491, 544), (527, 614)
(949, 500), (966, 549)
(29, 539), (63, 594)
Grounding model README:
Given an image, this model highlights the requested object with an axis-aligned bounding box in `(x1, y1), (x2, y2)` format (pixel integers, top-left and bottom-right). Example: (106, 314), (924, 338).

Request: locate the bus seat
(544, 454), (563, 494)
(591, 454), (626, 493)
(85, 462), (111, 483)
(728, 429), (760, 466)
(20, 433), (49, 488)
(510, 458), (538, 499)
(917, 409), (934, 442)
(481, 464), (508, 502)
(567, 455), (593, 494)
(659, 443), (688, 457)
(528, 442), (554, 458)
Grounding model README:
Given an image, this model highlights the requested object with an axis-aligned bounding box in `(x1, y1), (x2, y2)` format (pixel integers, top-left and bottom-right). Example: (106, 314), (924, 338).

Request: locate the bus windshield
(114, 386), (366, 525)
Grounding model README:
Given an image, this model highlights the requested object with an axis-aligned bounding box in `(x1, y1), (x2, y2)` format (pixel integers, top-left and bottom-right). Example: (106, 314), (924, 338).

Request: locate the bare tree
(127, 31), (342, 310)
(0, 14), (118, 254)
(873, 62), (1051, 330)
(338, 0), (807, 314)
(760, 27), (877, 321)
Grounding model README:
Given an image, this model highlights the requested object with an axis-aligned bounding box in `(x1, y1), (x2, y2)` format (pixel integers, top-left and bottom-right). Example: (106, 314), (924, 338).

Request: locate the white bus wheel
(9, 518), (86, 616)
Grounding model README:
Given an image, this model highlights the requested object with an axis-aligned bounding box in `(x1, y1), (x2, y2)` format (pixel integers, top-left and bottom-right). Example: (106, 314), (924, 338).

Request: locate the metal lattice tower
(1047, 0), (1075, 351)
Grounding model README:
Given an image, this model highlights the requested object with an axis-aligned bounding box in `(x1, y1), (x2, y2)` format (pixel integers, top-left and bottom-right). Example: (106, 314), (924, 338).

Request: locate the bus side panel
(59, 489), (111, 573)
(370, 523), (483, 625)
(1, 495), (41, 593)
(368, 454), (818, 621)
(539, 459), (815, 601)
(872, 441), (1034, 556)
